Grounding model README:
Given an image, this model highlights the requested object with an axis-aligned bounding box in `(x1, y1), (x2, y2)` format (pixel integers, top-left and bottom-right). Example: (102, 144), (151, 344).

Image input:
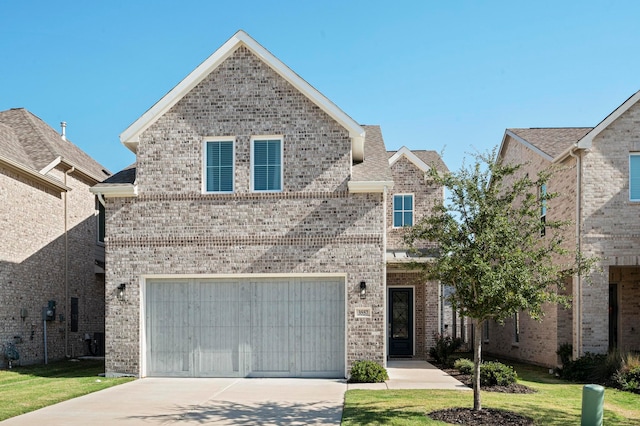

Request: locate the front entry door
(389, 288), (413, 357)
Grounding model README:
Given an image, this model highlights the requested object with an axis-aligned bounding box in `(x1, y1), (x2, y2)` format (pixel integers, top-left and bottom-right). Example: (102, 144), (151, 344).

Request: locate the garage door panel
(146, 277), (344, 378)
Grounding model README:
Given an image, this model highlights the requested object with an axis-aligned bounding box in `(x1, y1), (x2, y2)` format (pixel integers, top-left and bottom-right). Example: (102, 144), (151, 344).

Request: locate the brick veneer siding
(0, 164), (104, 367)
(386, 156), (442, 251)
(104, 46), (386, 377)
(386, 271), (439, 358)
(580, 102), (640, 354)
(485, 136), (578, 367)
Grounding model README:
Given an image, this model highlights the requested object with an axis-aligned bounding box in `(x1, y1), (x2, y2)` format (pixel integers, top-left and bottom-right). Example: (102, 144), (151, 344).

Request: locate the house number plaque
(355, 307), (372, 318)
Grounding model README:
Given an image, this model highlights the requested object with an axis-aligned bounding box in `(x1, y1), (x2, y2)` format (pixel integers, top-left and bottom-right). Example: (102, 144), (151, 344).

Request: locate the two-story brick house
(487, 91), (640, 367)
(0, 108), (110, 366)
(91, 31), (447, 378)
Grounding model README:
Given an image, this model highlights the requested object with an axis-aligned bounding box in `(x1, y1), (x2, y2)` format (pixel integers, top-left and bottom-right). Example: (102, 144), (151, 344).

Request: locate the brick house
(487, 91), (640, 367)
(0, 108), (110, 367)
(91, 31), (447, 378)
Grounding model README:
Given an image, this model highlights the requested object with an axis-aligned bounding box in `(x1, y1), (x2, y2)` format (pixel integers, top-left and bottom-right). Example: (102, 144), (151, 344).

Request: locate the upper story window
(252, 137), (282, 192)
(630, 154), (640, 201)
(393, 194), (414, 227)
(204, 139), (234, 193)
(539, 183), (547, 236)
(97, 201), (105, 244)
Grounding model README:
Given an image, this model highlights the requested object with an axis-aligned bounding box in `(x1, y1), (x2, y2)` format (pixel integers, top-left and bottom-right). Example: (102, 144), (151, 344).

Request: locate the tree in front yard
(405, 149), (596, 411)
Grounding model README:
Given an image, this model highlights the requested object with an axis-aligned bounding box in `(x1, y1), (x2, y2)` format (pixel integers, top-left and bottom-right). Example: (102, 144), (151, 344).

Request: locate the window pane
(253, 139), (281, 191)
(404, 195), (413, 210)
(631, 155), (640, 200)
(393, 195), (402, 211)
(393, 212), (403, 227)
(205, 141), (233, 192)
(404, 212), (413, 226)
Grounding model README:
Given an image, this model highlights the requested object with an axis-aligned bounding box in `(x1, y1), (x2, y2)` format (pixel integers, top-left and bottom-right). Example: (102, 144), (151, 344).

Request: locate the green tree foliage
(405, 149), (596, 410)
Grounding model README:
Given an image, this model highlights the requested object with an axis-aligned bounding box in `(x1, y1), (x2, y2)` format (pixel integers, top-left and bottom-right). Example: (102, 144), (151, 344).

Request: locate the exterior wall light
(117, 283), (126, 301)
(360, 281), (366, 299)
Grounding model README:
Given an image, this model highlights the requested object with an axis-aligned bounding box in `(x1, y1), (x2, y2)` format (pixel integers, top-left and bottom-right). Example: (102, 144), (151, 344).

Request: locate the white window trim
(202, 137), (235, 194)
(251, 135), (284, 193)
(392, 193), (414, 228)
(629, 153), (640, 202)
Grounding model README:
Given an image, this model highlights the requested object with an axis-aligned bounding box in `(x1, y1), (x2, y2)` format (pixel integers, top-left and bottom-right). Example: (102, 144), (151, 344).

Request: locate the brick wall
(105, 46), (386, 376)
(0, 164), (104, 367)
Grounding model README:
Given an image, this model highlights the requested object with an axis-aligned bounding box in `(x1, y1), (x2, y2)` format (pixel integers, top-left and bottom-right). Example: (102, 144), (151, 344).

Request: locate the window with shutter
(252, 138), (282, 192)
(204, 140), (234, 193)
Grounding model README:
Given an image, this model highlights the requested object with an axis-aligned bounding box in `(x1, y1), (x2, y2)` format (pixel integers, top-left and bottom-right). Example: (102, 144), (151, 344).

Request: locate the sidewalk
(347, 359), (470, 390)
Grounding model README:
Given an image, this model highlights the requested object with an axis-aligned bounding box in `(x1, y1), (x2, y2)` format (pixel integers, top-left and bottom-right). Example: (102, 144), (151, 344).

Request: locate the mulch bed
(440, 367), (536, 394)
(429, 407), (535, 425)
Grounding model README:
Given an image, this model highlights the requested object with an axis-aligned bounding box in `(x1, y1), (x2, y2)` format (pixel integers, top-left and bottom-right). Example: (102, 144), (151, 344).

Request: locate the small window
(483, 320), (490, 342)
(252, 138), (282, 192)
(393, 194), (414, 227)
(70, 297), (79, 333)
(513, 312), (520, 343)
(97, 198), (105, 244)
(539, 184), (547, 236)
(205, 140), (234, 192)
(630, 154), (640, 201)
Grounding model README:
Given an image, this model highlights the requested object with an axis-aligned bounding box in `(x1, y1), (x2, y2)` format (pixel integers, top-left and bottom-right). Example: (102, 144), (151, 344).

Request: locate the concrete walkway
(348, 359), (470, 390)
(1, 360), (466, 425)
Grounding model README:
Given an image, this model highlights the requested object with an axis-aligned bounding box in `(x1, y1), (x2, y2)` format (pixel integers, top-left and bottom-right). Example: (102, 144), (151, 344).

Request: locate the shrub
(480, 361), (518, 386)
(558, 352), (608, 382)
(429, 334), (462, 366)
(556, 343), (573, 366)
(349, 360), (389, 383)
(615, 366), (640, 393)
(454, 358), (474, 375)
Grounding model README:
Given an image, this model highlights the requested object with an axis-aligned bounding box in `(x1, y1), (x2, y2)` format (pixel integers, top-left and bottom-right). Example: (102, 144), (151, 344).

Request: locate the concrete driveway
(0, 378), (347, 426)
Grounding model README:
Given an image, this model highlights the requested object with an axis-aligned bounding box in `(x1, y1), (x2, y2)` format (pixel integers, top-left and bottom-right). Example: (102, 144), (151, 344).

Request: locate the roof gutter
(347, 180), (394, 193)
(0, 154), (69, 191)
(89, 184), (138, 198)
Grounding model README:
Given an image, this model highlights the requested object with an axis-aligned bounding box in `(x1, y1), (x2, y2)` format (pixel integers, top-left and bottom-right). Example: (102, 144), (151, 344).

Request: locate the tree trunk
(473, 318), (482, 411)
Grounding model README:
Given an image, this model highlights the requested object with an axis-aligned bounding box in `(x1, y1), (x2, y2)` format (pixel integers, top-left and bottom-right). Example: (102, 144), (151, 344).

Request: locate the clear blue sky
(1, 1), (639, 175)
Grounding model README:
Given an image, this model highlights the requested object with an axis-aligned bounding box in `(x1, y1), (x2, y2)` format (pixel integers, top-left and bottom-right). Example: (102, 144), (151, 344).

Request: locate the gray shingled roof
(351, 125), (393, 183)
(386, 149), (449, 173)
(0, 108), (110, 181)
(102, 163), (136, 184)
(508, 127), (593, 158)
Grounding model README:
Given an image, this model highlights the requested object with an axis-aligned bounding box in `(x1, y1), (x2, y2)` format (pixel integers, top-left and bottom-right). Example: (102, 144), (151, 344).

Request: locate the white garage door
(145, 277), (345, 378)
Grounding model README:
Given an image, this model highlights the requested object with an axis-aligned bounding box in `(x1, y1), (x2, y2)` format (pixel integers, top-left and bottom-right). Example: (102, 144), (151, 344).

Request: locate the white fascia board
(120, 30), (365, 160)
(388, 146), (431, 172)
(89, 184), (138, 198)
(503, 130), (554, 162)
(0, 154), (69, 191)
(576, 90), (640, 150)
(39, 156), (62, 175)
(348, 180), (394, 193)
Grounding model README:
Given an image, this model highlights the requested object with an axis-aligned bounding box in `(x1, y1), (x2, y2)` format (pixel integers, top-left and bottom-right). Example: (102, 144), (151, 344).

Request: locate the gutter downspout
(568, 147), (582, 358)
(64, 166), (75, 358)
(382, 185), (388, 367)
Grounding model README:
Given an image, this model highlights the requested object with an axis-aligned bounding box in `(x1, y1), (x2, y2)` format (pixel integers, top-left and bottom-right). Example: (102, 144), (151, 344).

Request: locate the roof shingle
(508, 127), (593, 158)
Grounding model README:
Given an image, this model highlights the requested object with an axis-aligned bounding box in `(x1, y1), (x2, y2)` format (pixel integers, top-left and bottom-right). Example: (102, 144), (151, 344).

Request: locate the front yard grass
(342, 360), (640, 425)
(0, 359), (133, 421)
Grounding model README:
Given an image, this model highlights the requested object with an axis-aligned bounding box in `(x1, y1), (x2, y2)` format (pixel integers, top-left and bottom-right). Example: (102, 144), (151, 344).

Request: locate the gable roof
(0, 108), (110, 183)
(387, 146), (448, 173)
(504, 128), (593, 161)
(120, 30), (366, 162)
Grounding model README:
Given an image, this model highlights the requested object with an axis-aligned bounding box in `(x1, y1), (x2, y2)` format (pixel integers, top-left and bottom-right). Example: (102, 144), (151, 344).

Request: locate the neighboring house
(0, 108), (110, 367)
(91, 31), (447, 378)
(488, 91), (640, 367)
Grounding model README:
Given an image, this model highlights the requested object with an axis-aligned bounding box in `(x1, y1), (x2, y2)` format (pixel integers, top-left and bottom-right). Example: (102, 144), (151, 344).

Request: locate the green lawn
(342, 361), (640, 425)
(0, 359), (133, 421)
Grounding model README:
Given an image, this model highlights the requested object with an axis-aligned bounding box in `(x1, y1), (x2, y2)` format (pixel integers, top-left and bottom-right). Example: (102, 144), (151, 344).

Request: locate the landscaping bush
(556, 343), (572, 366)
(558, 352), (608, 382)
(349, 360), (389, 383)
(479, 361), (518, 386)
(453, 358), (474, 375)
(429, 334), (462, 366)
(615, 366), (640, 393)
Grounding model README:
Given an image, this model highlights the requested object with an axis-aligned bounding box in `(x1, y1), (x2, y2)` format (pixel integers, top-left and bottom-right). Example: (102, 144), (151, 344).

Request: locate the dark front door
(389, 288), (413, 357)
(609, 284), (618, 350)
